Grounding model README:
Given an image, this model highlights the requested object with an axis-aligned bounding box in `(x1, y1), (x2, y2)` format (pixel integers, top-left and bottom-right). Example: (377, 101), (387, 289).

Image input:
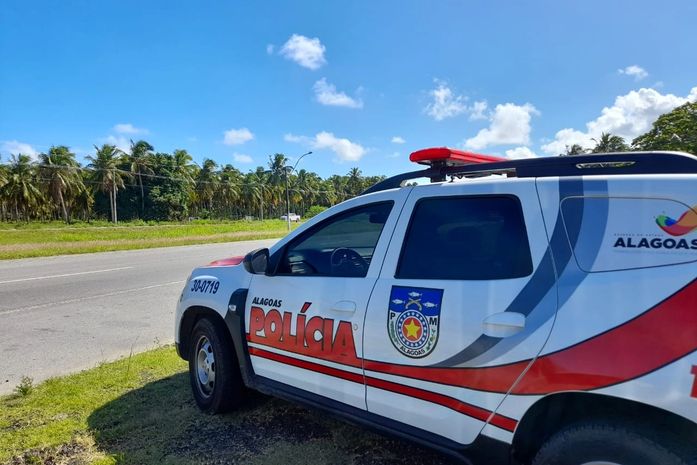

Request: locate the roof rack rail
(362, 151), (697, 195)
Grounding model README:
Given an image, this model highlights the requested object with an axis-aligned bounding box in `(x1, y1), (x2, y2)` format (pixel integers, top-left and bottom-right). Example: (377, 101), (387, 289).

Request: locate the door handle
(331, 300), (357, 313)
(482, 312), (526, 338)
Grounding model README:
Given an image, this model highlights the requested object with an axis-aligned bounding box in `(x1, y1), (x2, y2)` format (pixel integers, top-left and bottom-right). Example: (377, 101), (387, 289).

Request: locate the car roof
(363, 151), (697, 195)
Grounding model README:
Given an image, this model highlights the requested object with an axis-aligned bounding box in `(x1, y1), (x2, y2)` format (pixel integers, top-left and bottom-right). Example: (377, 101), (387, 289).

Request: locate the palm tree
(346, 167), (363, 197)
(172, 149), (196, 185)
(0, 161), (7, 220)
(591, 132), (630, 153)
(0, 160), (7, 188)
(38, 146), (84, 223)
(562, 144), (588, 156)
(128, 140), (154, 217)
(73, 185), (95, 221)
(217, 165), (242, 218)
(266, 154), (288, 216)
(195, 158), (219, 216)
(241, 173), (263, 219)
(3, 154), (43, 221)
(316, 178), (338, 206)
(85, 144), (129, 223)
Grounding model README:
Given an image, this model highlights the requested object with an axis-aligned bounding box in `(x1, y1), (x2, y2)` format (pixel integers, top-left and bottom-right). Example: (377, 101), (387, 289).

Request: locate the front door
(245, 192), (407, 410)
(362, 180), (556, 444)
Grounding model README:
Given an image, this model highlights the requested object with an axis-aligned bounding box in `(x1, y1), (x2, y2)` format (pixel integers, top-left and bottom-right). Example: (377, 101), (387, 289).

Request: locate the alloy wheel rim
(195, 335), (216, 396)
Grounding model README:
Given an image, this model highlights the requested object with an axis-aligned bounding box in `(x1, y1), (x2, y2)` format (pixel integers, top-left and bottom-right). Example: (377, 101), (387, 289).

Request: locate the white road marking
(0, 266), (134, 285)
(0, 280), (184, 316)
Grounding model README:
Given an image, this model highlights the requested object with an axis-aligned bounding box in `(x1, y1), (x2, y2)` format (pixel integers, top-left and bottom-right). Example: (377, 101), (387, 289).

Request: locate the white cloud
(233, 153), (253, 163)
(541, 86), (697, 155)
(540, 129), (592, 156)
(505, 146), (538, 159)
(391, 136), (405, 144)
(618, 65), (648, 81)
(464, 103), (539, 150)
(279, 34), (326, 70)
(113, 123), (148, 135)
(266, 44), (274, 55)
(286, 131), (366, 162)
(103, 135), (131, 153)
(424, 81), (468, 121)
(469, 100), (488, 120)
(313, 132), (366, 162)
(313, 78), (363, 108)
(223, 127), (254, 145)
(387, 151), (401, 158)
(284, 133), (308, 143)
(424, 81), (490, 122)
(0, 140), (39, 159)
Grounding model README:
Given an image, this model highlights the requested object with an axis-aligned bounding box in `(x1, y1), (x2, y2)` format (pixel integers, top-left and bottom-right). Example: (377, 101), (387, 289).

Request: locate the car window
(277, 202), (393, 277)
(396, 196), (533, 280)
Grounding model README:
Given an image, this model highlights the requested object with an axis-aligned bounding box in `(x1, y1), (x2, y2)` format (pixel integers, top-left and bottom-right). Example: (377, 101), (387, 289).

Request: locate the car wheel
(532, 421), (695, 465)
(188, 317), (243, 413)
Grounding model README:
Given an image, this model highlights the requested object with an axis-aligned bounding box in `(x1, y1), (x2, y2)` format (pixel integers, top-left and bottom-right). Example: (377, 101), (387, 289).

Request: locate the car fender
(175, 260), (252, 348)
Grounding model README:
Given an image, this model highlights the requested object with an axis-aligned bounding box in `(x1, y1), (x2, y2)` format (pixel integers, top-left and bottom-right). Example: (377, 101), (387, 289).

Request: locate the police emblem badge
(387, 286), (443, 358)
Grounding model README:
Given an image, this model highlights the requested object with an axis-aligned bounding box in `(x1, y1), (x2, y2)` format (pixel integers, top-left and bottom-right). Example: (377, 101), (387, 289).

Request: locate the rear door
(362, 179), (557, 445)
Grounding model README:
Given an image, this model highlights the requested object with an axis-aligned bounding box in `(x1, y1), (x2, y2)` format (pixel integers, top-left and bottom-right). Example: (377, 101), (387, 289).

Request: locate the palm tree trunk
(109, 190), (115, 223)
(59, 190), (68, 223)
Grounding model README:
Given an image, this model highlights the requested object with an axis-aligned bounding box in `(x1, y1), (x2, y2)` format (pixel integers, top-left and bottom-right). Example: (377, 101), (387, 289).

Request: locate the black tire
(188, 317), (244, 413)
(532, 420), (695, 465)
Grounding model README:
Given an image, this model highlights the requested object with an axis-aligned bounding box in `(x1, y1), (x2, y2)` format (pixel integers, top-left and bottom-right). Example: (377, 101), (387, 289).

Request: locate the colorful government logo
(387, 286), (443, 358)
(656, 205), (697, 236)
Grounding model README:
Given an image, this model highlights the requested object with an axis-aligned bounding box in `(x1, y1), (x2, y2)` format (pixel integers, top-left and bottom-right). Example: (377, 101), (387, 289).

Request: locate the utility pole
(112, 168), (118, 224)
(283, 151), (312, 231)
(284, 168), (291, 231)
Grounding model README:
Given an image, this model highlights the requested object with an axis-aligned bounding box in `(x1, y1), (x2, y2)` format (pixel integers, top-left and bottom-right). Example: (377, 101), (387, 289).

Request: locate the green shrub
(304, 205), (327, 219)
(14, 376), (34, 396)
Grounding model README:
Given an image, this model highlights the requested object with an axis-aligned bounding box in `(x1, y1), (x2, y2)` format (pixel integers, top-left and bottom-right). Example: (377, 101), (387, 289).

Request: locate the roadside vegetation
(0, 141), (385, 225)
(0, 219), (293, 260)
(0, 346), (455, 465)
(0, 102), (695, 227)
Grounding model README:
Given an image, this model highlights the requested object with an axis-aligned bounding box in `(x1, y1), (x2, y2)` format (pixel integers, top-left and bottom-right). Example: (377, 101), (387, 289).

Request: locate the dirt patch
(5, 436), (104, 465)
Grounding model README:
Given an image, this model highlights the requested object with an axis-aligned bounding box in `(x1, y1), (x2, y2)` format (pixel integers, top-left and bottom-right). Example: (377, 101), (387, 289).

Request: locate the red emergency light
(409, 147), (506, 167)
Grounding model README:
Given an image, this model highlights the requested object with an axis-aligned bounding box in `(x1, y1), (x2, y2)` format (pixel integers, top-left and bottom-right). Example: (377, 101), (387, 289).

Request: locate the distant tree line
(0, 101), (694, 223)
(0, 141), (384, 223)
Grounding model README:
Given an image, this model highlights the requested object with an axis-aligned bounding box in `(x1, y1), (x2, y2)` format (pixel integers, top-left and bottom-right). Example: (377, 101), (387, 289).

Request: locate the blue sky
(1, 0), (696, 178)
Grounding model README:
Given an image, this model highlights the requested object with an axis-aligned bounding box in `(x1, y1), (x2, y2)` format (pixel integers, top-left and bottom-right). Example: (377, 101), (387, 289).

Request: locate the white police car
(175, 148), (697, 464)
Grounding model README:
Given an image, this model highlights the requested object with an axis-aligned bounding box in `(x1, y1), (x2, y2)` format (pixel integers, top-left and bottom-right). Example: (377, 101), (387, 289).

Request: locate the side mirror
(244, 248), (269, 274)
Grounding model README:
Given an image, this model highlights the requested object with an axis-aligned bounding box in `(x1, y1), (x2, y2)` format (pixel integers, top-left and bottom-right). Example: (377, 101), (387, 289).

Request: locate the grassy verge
(0, 346), (455, 465)
(0, 220), (294, 260)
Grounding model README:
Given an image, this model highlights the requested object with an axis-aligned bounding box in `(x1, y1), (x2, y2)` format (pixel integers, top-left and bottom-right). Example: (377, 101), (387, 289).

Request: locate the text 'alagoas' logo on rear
(388, 286), (443, 359)
(613, 204), (697, 251)
(656, 205), (697, 237)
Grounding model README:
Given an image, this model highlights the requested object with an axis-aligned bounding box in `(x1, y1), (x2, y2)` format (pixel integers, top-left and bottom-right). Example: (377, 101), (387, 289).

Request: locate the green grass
(0, 220), (295, 260)
(0, 346), (455, 465)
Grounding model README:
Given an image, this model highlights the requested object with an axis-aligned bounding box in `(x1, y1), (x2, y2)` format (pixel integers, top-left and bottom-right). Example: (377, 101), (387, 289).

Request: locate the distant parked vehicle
(280, 213), (301, 222)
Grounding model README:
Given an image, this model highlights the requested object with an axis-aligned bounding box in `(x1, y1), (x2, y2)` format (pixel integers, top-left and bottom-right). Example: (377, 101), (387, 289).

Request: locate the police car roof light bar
(362, 150), (697, 195)
(409, 147), (507, 167)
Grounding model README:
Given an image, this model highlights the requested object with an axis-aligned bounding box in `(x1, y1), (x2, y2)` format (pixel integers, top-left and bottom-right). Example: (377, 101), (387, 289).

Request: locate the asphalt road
(0, 239), (276, 395)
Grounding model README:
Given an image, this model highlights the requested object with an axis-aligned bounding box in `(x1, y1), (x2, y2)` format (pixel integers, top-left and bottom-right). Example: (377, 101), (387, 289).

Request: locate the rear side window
(396, 196), (533, 280)
(562, 196), (697, 272)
